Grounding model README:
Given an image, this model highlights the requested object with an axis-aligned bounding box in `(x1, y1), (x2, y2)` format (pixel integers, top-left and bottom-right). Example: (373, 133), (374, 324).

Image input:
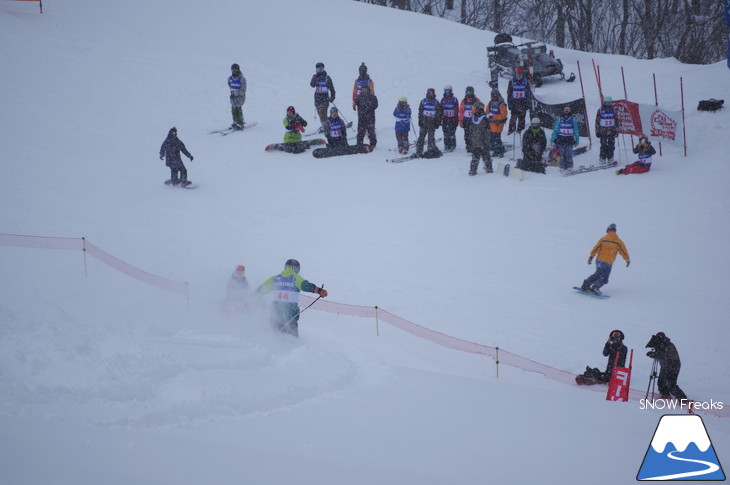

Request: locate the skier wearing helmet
(506, 67), (532, 135)
(352, 63), (375, 110)
(550, 106), (580, 172)
(459, 86), (481, 153)
(228, 63), (247, 130)
(310, 62), (336, 126)
(487, 88), (508, 158)
(468, 101), (493, 175)
(441, 85), (460, 152)
(415, 88), (443, 158)
(255, 259), (328, 337)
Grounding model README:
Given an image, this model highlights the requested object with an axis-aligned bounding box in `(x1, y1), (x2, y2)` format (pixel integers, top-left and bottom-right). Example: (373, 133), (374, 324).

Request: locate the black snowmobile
(487, 33), (575, 88)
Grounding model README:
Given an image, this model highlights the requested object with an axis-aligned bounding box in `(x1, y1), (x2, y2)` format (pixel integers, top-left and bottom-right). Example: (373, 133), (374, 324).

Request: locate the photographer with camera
(646, 332), (687, 400)
(576, 329), (628, 385)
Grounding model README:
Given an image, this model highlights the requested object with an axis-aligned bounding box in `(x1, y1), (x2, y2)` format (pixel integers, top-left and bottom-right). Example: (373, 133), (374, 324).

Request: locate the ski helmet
(603, 95), (612, 104)
(530, 117), (541, 126)
(491, 88), (500, 98)
(316, 62), (324, 71)
(330, 106), (338, 115)
(285, 259), (300, 273)
(465, 86), (474, 95)
(607, 223), (617, 232)
(231, 63), (240, 70)
(563, 106), (572, 115)
(443, 85), (453, 94)
(609, 329), (624, 341)
(235, 265), (245, 274)
(359, 62), (367, 76)
(426, 88), (436, 97)
(398, 97), (408, 103)
(515, 66), (523, 73)
(287, 105), (296, 113)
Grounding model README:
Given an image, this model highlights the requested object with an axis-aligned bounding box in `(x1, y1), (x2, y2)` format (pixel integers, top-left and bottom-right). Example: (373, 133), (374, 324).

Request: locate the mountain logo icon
(637, 414), (726, 481)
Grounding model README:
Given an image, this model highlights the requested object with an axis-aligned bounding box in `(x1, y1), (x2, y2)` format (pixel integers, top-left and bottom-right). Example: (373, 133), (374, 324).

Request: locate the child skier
(393, 97), (412, 154)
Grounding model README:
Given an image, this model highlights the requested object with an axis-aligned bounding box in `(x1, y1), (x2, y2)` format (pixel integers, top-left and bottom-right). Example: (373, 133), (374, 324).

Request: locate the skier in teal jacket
(255, 259), (327, 337)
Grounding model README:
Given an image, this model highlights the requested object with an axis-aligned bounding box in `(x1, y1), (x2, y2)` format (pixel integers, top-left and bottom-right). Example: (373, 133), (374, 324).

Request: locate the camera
(645, 333), (666, 359)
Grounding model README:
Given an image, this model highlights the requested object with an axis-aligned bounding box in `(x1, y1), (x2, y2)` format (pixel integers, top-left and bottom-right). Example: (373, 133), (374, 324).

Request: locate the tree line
(356, 0), (726, 64)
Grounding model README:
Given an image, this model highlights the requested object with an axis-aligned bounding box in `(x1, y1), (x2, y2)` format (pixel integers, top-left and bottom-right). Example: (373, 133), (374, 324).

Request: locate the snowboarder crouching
(577, 330), (627, 384)
(580, 223), (630, 295)
(518, 117), (547, 173)
(159, 127), (194, 187)
(255, 259), (328, 337)
(282, 106), (309, 153)
(617, 135), (656, 174)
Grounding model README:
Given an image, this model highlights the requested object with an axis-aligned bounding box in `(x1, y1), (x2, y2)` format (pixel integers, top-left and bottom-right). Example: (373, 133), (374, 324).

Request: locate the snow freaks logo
(637, 415), (726, 481)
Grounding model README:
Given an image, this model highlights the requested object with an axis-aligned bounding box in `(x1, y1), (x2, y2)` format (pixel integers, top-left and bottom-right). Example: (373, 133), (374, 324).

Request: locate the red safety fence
(301, 295), (729, 418)
(1, 233), (724, 418)
(0, 233), (188, 296)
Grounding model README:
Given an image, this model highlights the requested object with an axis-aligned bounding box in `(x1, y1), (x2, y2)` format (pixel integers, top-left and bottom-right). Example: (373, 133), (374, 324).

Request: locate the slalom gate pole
(512, 131), (516, 159)
(621, 66), (635, 148)
(680, 77), (687, 157)
(653, 74), (663, 157)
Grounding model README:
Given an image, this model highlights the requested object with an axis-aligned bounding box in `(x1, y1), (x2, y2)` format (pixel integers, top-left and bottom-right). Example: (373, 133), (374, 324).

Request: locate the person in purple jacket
(393, 97), (412, 154)
(159, 127), (194, 187)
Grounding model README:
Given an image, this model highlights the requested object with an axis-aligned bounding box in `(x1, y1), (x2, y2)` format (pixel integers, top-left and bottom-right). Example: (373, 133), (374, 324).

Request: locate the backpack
(697, 99), (724, 112)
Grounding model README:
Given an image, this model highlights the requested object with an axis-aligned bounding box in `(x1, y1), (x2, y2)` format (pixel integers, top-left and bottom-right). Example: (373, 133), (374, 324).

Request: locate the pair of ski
(563, 161), (618, 176)
(208, 122), (258, 136)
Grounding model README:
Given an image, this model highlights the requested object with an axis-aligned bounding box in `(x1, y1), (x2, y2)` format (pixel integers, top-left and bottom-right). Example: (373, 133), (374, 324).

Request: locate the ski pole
(282, 284), (324, 330)
(331, 102), (351, 127)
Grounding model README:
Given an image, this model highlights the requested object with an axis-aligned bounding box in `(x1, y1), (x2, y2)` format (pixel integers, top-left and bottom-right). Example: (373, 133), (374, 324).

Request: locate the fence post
(374, 305), (379, 336)
(496, 346), (500, 378)
(81, 237), (88, 277)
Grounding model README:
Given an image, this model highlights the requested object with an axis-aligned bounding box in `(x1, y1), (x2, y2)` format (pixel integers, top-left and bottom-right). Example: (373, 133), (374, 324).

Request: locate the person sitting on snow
(617, 135), (656, 174)
(577, 330), (628, 384)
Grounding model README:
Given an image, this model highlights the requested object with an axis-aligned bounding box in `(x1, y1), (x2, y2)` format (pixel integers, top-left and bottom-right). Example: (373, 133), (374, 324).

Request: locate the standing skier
(487, 88), (508, 158)
(440, 85), (460, 152)
(310, 62), (336, 126)
(460, 86), (481, 153)
(550, 106), (580, 172)
(595, 96), (620, 164)
(415, 88), (443, 158)
(468, 101), (493, 175)
(580, 223), (630, 295)
(255, 259), (328, 337)
(159, 127), (194, 187)
(228, 63), (247, 130)
(393, 97), (412, 155)
(506, 67), (532, 135)
(354, 84), (378, 148)
(352, 62), (375, 111)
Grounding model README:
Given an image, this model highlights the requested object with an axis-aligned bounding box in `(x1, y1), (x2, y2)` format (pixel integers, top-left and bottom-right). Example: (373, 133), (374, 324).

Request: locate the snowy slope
(1, 0), (729, 483)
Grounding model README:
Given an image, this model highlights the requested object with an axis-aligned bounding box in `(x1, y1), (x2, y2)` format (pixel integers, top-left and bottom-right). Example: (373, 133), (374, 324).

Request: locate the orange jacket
(487, 99), (508, 134)
(590, 231), (630, 265)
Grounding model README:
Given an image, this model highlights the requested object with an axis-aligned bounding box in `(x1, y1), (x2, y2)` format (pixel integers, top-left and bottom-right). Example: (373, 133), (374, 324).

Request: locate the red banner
(606, 365), (632, 402)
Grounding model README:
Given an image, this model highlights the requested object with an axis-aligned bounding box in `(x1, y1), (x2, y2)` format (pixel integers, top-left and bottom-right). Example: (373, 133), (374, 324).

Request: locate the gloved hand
(189, 155), (194, 161)
(626, 261), (630, 267)
(352, 104), (357, 111)
(315, 286), (328, 298)
(160, 155), (164, 160)
(588, 257), (593, 265)
(329, 95), (335, 103)
(647, 350), (657, 359)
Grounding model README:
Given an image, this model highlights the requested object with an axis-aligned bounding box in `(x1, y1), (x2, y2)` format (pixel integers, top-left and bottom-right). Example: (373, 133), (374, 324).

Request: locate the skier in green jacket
(255, 259), (328, 337)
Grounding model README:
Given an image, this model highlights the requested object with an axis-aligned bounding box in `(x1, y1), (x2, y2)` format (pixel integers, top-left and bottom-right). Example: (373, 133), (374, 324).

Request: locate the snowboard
(496, 162), (524, 181)
(209, 122), (258, 136)
(312, 144), (373, 158)
(572, 286), (610, 298)
(164, 180), (197, 189)
(548, 145), (589, 166)
(386, 153), (420, 163)
(575, 375), (605, 385)
(265, 139), (326, 152)
(563, 161), (618, 176)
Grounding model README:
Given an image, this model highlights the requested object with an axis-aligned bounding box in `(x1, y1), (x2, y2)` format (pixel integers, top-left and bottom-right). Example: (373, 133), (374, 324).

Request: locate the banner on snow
(612, 100), (684, 147)
(529, 97), (590, 138)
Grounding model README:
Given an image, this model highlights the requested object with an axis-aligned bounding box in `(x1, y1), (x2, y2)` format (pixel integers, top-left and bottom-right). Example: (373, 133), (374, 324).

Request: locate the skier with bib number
(255, 259), (328, 337)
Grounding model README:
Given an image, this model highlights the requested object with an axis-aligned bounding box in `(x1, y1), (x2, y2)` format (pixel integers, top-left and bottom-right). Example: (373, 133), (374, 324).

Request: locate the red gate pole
(680, 77), (687, 156)
(621, 66), (634, 147)
(653, 73), (663, 156)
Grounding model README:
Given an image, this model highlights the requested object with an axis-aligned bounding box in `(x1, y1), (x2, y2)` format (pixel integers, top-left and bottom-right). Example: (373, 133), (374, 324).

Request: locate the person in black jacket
(646, 332), (687, 400)
(310, 62), (336, 126)
(354, 84), (378, 148)
(518, 117), (547, 173)
(159, 127), (194, 187)
(578, 329), (628, 384)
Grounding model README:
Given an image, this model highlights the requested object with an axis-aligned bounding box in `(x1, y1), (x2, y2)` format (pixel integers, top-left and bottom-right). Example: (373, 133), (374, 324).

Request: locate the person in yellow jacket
(580, 223), (630, 295)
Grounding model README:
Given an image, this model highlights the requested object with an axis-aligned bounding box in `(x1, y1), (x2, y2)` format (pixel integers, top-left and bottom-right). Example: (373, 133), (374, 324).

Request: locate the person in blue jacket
(159, 127), (194, 187)
(393, 97), (412, 154)
(228, 63), (247, 130)
(255, 259), (328, 337)
(550, 106), (580, 172)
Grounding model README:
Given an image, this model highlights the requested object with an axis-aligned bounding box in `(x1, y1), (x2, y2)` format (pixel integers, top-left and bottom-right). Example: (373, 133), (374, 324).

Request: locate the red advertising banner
(613, 100), (643, 136)
(612, 99), (684, 147)
(607, 365), (632, 402)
